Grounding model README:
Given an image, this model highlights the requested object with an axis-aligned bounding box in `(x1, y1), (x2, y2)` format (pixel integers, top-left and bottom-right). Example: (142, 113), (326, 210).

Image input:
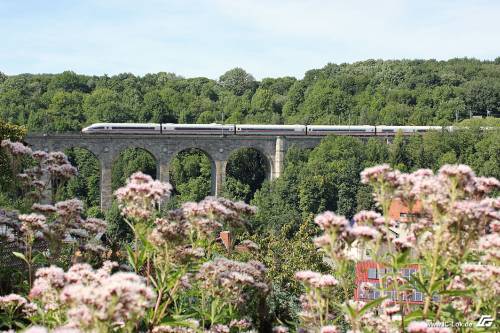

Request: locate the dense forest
(2, 58), (500, 130)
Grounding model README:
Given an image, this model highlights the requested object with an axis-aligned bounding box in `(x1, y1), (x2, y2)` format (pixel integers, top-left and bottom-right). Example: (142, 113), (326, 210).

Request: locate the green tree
(226, 148), (268, 201)
(389, 131), (411, 170)
(111, 148), (156, 190)
(219, 68), (257, 96)
(301, 80), (353, 124)
(141, 90), (176, 123)
(46, 91), (85, 132)
(169, 149), (211, 203)
(84, 88), (133, 123)
(0, 121), (27, 195)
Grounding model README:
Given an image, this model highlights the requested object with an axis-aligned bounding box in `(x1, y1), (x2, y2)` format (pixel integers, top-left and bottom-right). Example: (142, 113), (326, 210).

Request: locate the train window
(113, 126), (155, 129)
(315, 129), (345, 132)
(175, 127), (214, 130)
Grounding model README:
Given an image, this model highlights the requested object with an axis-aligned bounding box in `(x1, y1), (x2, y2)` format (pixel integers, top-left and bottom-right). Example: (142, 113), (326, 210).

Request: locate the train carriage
(161, 123), (235, 135)
(236, 124), (306, 136)
(82, 123), (160, 134)
(307, 125), (376, 136)
(375, 126), (444, 135)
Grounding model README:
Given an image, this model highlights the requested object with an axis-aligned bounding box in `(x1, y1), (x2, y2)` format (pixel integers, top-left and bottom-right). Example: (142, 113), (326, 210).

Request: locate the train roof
(236, 124), (306, 129)
(163, 123), (234, 127)
(307, 125), (375, 128)
(86, 123), (159, 127)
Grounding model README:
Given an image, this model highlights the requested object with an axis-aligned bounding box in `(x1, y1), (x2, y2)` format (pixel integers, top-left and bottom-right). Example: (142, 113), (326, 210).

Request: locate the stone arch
(168, 147), (215, 200)
(111, 146), (158, 191)
(111, 144), (159, 165)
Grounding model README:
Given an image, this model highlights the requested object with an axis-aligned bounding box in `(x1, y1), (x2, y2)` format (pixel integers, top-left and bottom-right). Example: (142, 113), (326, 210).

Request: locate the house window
(386, 290), (397, 300)
(402, 268), (416, 278)
(365, 282), (380, 299)
(414, 291), (423, 301)
(400, 213), (420, 218)
(368, 268), (377, 279)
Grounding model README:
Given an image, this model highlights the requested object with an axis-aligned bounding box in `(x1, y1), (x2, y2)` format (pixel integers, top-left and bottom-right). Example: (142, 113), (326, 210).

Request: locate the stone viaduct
(25, 133), (330, 210)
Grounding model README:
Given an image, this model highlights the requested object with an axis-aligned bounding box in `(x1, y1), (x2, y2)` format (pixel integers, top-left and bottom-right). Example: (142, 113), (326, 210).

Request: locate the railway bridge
(25, 133), (334, 210)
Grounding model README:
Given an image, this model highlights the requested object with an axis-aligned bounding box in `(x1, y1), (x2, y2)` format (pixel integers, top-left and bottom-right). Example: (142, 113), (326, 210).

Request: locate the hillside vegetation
(1, 58), (500, 131)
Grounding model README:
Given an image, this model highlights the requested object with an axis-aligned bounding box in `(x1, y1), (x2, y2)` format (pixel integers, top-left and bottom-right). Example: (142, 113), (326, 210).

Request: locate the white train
(82, 123), (450, 136)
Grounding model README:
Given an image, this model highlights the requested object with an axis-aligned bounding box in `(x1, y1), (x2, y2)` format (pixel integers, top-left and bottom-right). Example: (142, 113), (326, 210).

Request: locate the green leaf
(408, 275), (429, 295)
(429, 279), (446, 294)
(404, 309), (424, 324)
(439, 289), (474, 297)
(396, 251), (410, 266)
(359, 296), (387, 316)
(12, 251), (28, 264)
(125, 246), (137, 270)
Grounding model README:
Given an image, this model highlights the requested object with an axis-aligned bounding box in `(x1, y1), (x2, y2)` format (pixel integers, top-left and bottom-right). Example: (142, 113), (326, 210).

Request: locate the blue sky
(1, 0), (499, 79)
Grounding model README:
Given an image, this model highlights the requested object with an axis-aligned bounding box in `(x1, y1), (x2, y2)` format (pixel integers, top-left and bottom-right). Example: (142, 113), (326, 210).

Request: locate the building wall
(354, 261), (423, 304)
(354, 199), (424, 304)
(389, 199), (422, 222)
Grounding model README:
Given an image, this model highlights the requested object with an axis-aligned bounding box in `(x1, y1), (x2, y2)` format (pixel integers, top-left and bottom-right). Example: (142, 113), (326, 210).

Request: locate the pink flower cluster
(28, 262), (155, 330)
(460, 263), (500, 296)
(272, 326), (289, 333)
(314, 211), (349, 231)
(319, 325), (339, 333)
(478, 232), (500, 262)
(18, 199), (107, 256)
(295, 271), (338, 288)
(360, 164), (395, 185)
(361, 164), (500, 212)
(0, 293), (27, 308)
(312, 210), (383, 259)
(18, 213), (48, 235)
(196, 258), (268, 304)
(23, 327), (81, 333)
(182, 196), (256, 228)
(152, 326), (196, 333)
(3, 141), (78, 203)
(115, 172), (172, 220)
(149, 198), (257, 248)
(149, 211), (191, 247)
(1, 139), (32, 156)
(43, 152), (77, 178)
(358, 164), (500, 259)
